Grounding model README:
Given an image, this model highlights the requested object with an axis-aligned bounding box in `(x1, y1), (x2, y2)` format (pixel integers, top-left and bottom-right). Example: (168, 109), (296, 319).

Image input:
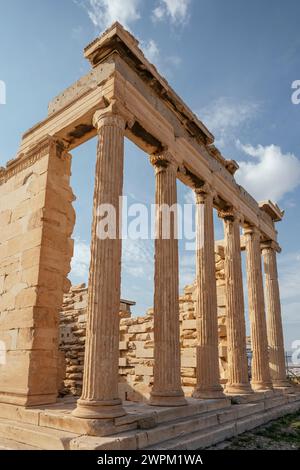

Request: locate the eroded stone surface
(0, 21), (291, 448)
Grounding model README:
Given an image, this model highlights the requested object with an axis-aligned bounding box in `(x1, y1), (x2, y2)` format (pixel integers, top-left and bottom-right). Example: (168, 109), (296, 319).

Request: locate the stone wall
(59, 245), (228, 401)
(0, 138), (75, 405)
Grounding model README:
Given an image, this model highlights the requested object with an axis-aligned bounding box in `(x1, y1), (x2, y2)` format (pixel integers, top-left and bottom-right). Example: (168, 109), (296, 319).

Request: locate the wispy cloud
(122, 238), (154, 280)
(141, 39), (160, 63)
(236, 141), (300, 202)
(77, 0), (183, 74)
(199, 97), (260, 147)
(70, 238), (90, 280)
(184, 188), (195, 204)
(85, 0), (141, 30)
(152, 0), (191, 25)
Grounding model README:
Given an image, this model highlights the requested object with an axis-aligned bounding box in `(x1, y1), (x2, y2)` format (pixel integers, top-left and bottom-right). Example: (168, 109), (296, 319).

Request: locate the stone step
(0, 437), (41, 450)
(70, 405), (234, 450)
(148, 398), (300, 450)
(154, 398), (232, 425)
(0, 418), (78, 450)
(148, 423), (236, 450)
(0, 395), (299, 450)
(115, 398), (231, 429)
(70, 402), (259, 450)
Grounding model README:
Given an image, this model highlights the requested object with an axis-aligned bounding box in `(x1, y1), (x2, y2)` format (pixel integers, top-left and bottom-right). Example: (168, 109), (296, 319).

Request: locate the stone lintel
(259, 200), (284, 222)
(225, 159), (239, 175)
(83, 22), (214, 147)
(10, 23), (279, 243)
(261, 239), (282, 253)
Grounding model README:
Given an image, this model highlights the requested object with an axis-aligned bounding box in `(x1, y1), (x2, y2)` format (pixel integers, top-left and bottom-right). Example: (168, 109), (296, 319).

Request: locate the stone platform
(0, 390), (299, 450)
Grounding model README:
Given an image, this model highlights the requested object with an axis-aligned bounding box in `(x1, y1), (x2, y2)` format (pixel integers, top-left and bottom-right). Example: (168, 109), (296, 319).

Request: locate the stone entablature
(2, 24), (279, 243)
(0, 20), (292, 440)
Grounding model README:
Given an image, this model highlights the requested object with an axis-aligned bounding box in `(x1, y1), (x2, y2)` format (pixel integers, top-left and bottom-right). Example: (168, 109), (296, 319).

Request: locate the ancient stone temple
(0, 22), (299, 450)
(59, 244), (229, 401)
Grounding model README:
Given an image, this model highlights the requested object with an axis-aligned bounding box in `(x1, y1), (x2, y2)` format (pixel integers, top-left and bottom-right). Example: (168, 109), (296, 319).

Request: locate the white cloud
(122, 238), (154, 280)
(184, 188), (195, 204)
(70, 239), (90, 279)
(236, 142), (300, 202)
(200, 97), (260, 147)
(166, 55), (182, 67)
(79, 0), (182, 73)
(153, 0), (191, 25)
(86, 0), (141, 30)
(141, 39), (160, 63)
(70, 237), (154, 281)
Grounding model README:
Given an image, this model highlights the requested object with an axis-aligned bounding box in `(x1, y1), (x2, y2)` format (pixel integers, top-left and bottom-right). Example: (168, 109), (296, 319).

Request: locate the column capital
(243, 224), (261, 237)
(194, 183), (215, 203)
(218, 207), (243, 223)
(149, 150), (177, 174)
(92, 110), (126, 132)
(261, 239), (281, 253)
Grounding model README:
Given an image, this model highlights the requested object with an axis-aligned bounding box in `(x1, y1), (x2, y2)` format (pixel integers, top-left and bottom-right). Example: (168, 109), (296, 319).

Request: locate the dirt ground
(209, 411), (300, 450)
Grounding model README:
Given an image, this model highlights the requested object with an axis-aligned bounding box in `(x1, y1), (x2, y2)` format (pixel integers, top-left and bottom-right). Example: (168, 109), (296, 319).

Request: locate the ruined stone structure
(0, 23), (299, 450)
(59, 245), (229, 401)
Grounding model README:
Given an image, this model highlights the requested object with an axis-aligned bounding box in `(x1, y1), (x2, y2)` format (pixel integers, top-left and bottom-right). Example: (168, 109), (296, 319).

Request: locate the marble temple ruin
(0, 23), (299, 450)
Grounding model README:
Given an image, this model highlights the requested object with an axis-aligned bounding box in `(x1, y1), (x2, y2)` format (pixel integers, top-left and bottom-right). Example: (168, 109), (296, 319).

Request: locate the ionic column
(244, 226), (272, 391)
(261, 241), (290, 388)
(149, 152), (186, 407)
(193, 185), (224, 399)
(219, 210), (252, 395)
(73, 111), (126, 419)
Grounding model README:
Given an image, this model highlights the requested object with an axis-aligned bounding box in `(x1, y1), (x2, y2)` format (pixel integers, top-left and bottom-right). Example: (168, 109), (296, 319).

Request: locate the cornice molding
(0, 136), (67, 186)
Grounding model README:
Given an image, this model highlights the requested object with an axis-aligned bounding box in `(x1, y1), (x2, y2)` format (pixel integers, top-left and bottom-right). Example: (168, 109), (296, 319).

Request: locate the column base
(251, 381), (273, 392)
(0, 392), (57, 407)
(272, 379), (292, 389)
(149, 390), (187, 407)
(192, 386), (226, 400)
(72, 398), (126, 419)
(225, 383), (254, 396)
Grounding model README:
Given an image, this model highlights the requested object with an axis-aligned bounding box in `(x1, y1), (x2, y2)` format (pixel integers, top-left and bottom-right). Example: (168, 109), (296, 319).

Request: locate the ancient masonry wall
(59, 246), (227, 401)
(0, 139), (75, 405)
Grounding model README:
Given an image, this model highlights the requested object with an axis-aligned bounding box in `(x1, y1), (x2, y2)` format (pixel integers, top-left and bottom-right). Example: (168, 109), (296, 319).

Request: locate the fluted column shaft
(262, 242), (289, 387)
(73, 111), (126, 419)
(193, 186), (224, 399)
(244, 226), (272, 391)
(220, 211), (252, 395)
(149, 153), (186, 407)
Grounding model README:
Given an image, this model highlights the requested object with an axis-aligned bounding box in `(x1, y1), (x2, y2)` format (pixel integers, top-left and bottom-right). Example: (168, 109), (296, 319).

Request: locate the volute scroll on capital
(260, 239), (281, 253)
(217, 206), (244, 224)
(194, 182), (216, 204)
(92, 109), (126, 132)
(243, 224), (261, 238)
(149, 150), (178, 174)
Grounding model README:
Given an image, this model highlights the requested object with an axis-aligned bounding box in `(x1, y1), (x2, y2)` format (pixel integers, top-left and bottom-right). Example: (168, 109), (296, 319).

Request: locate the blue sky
(0, 0), (300, 350)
